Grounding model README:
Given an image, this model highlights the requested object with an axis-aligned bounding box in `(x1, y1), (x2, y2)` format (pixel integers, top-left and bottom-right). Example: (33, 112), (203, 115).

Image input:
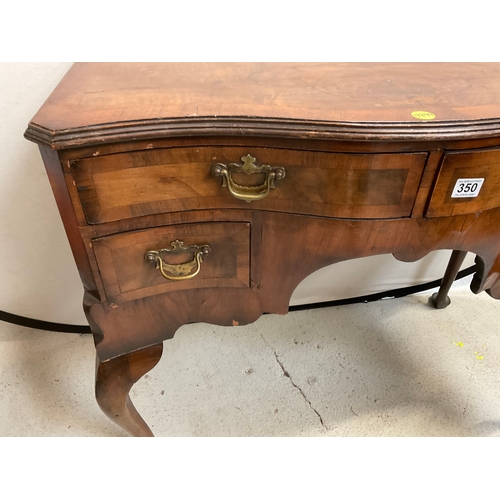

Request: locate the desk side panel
(39, 146), (101, 299)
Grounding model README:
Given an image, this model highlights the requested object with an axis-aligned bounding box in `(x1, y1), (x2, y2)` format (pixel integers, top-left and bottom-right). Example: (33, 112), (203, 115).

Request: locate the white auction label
(451, 178), (485, 198)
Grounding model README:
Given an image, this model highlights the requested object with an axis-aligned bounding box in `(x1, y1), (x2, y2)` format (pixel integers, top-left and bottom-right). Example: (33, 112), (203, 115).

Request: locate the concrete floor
(1, 278), (500, 437)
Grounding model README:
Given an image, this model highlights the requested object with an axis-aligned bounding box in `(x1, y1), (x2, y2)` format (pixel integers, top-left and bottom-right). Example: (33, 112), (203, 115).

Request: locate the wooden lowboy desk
(25, 63), (500, 436)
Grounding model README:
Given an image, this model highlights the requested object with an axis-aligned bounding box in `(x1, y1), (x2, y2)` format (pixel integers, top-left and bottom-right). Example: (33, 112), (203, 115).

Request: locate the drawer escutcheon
(211, 154), (286, 202)
(145, 240), (211, 281)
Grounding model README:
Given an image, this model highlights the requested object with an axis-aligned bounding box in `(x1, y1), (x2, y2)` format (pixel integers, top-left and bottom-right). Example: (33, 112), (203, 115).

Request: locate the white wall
(0, 63), (475, 324)
(0, 63), (84, 323)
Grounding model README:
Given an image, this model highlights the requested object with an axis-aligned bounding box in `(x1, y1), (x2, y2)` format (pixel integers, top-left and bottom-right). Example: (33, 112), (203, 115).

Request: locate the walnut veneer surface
(26, 63), (500, 436)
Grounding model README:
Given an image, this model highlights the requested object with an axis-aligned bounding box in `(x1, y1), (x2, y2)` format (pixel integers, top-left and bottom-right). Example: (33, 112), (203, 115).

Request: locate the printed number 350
(457, 182), (478, 194)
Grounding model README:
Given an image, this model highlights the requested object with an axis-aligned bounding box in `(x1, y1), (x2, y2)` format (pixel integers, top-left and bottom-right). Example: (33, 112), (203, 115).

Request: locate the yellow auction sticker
(411, 110), (436, 120)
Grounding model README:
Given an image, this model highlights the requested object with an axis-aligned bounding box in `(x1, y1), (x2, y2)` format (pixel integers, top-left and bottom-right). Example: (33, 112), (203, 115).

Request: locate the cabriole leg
(95, 343), (163, 437)
(429, 250), (468, 309)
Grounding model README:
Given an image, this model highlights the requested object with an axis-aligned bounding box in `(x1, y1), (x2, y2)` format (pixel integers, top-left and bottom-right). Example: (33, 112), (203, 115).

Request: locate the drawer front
(426, 148), (500, 217)
(72, 147), (427, 224)
(93, 222), (250, 303)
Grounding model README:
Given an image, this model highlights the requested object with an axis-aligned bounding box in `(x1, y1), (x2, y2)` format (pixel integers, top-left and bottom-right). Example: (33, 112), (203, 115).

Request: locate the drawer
(93, 222), (250, 303)
(426, 148), (500, 217)
(72, 146), (428, 223)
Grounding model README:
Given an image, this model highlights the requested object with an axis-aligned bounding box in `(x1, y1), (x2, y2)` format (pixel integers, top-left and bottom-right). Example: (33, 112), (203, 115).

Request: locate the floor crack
(273, 350), (327, 429)
(259, 332), (273, 349)
(463, 362), (476, 418)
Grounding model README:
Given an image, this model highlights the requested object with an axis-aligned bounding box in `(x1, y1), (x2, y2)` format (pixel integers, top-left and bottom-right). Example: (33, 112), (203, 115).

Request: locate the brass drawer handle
(144, 240), (210, 281)
(211, 154), (286, 202)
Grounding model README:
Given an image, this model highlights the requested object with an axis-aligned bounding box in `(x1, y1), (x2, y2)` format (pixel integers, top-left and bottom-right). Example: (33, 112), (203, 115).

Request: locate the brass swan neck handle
(145, 240), (211, 281)
(211, 154), (286, 202)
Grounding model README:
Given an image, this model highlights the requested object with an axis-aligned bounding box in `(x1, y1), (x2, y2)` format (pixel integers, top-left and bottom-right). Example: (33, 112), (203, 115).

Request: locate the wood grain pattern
(25, 63), (500, 148)
(25, 63), (500, 436)
(95, 343), (163, 437)
(38, 146), (100, 297)
(72, 146), (427, 223)
(87, 207), (500, 362)
(426, 147), (500, 217)
(93, 222), (250, 302)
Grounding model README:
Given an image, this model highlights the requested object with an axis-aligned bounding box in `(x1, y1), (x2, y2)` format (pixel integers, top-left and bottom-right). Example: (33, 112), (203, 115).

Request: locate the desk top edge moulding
(25, 63), (500, 436)
(25, 62), (500, 148)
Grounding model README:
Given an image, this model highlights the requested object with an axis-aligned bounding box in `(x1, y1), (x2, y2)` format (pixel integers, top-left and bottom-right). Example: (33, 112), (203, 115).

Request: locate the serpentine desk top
(25, 62), (500, 148)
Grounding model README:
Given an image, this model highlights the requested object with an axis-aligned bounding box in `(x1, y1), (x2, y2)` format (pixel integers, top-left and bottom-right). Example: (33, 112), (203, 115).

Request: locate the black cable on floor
(0, 264), (477, 334)
(0, 310), (92, 334)
(288, 265), (477, 312)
